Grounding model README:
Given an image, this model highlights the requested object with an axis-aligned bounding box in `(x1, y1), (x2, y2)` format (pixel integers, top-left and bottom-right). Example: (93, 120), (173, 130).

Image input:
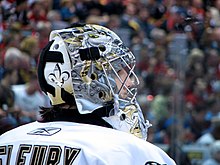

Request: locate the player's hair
(39, 104), (113, 128)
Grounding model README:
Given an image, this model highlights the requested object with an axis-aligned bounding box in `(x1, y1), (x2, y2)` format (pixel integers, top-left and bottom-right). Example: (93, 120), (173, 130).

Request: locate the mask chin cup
(103, 95), (152, 140)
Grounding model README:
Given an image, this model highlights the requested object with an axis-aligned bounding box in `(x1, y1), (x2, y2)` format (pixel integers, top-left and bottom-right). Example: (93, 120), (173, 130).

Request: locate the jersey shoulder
(0, 121), (176, 165)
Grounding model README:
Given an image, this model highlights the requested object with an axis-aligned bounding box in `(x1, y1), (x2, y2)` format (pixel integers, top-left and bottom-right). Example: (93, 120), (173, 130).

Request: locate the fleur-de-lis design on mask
(48, 63), (70, 88)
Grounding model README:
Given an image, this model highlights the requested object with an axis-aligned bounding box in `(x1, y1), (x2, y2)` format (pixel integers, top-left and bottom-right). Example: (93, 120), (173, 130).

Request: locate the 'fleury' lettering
(0, 145), (81, 165)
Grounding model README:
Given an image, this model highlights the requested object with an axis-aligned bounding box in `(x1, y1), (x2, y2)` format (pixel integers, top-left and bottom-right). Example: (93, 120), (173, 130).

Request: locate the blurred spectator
(185, 48), (205, 93)
(39, 0), (52, 14)
(208, 0), (220, 27)
(185, 77), (208, 110)
(35, 21), (51, 49)
(205, 97), (220, 122)
(0, 107), (17, 135)
(84, 0), (104, 17)
(149, 80), (173, 144)
(197, 116), (220, 146)
(106, 14), (131, 47)
(20, 35), (40, 69)
(151, 46), (169, 75)
(72, 0), (89, 21)
(4, 47), (30, 84)
(27, 0), (47, 27)
(188, 0), (205, 22)
(104, 0), (125, 16)
(106, 14), (121, 31)
(85, 0), (108, 25)
(186, 48), (205, 77)
(4, 47), (23, 69)
(12, 72), (49, 123)
(187, 0), (205, 43)
(52, 0), (61, 10)
(150, 81), (172, 124)
(59, 0), (76, 22)
(202, 140), (220, 165)
(160, 5), (187, 33)
(166, 124), (192, 165)
(211, 27), (220, 52)
(205, 48), (220, 80)
(0, 54), (4, 80)
(184, 104), (211, 143)
(0, 69), (20, 134)
(85, 12), (109, 25)
(131, 32), (152, 68)
(120, 2), (139, 31)
(144, 46), (170, 95)
(146, 0), (166, 21)
(1, 22), (23, 50)
(150, 28), (167, 49)
(1, 0), (14, 22)
(47, 10), (69, 30)
(136, 6), (155, 38)
(14, 0), (29, 27)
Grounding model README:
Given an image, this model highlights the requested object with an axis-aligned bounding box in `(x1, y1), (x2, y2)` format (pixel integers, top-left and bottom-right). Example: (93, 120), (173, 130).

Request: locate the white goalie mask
(37, 24), (151, 139)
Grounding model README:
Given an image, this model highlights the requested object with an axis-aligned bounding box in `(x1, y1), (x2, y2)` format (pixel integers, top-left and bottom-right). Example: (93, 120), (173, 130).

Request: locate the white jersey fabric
(0, 121), (176, 165)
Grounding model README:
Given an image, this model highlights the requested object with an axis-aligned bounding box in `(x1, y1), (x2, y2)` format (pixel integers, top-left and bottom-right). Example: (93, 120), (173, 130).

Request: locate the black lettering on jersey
(45, 146), (61, 165)
(6, 145), (12, 165)
(0, 146), (6, 154)
(0, 145), (13, 165)
(30, 145), (47, 165)
(0, 146), (6, 165)
(16, 144), (32, 165)
(64, 146), (81, 164)
(145, 161), (167, 165)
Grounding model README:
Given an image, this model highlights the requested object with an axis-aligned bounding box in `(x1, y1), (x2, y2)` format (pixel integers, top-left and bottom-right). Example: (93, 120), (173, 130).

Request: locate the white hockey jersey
(0, 121), (176, 165)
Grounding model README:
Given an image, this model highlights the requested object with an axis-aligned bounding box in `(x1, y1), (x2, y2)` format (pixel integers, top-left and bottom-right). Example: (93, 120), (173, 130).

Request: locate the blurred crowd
(1, 0), (220, 164)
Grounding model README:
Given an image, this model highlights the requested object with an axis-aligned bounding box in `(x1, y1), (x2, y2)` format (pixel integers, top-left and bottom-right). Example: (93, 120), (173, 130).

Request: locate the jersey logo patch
(145, 161), (167, 165)
(27, 127), (61, 136)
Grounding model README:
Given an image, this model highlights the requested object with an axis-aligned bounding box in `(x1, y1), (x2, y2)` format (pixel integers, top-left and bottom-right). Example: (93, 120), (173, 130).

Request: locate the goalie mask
(37, 24), (151, 139)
